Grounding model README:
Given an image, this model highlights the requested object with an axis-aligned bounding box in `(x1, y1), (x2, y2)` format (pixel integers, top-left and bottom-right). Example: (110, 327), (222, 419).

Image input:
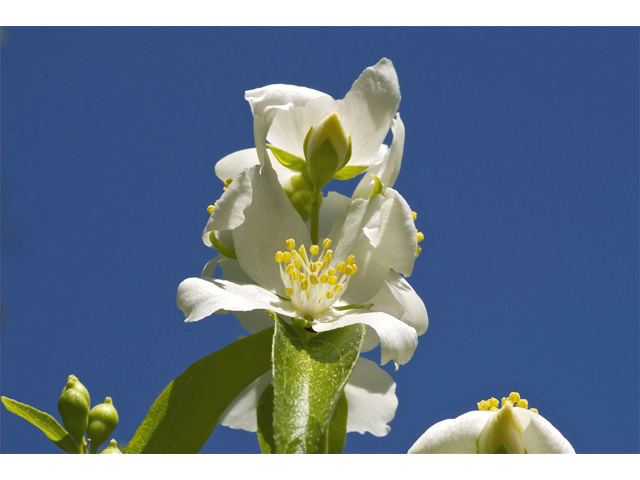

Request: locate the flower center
(477, 392), (538, 414)
(275, 237), (357, 316)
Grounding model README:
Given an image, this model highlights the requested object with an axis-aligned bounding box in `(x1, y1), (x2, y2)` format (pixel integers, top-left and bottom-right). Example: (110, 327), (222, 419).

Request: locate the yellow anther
(298, 273), (306, 283)
(320, 273), (329, 283)
(516, 398), (529, 409)
(489, 407), (499, 412)
(478, 400), (490, 411)
(328, 267), (335, 277)
(275, 251), (285, 263)
(337, 262), (345, 273)
(416, 245), (422, 257)
(286, 239), (296, 251)
(488, 398), (499, 409)
(350, 264), (358, 274)
(285, 287), (293, 297)
(300, 280), (308, 291)
(310, 262), (317, 273)
(323, 252), (333, 265)
(416, 231), (425, 242)
(294, 259), (302, 270)
(326, 291), (334, 299)
(223, 178), (233, 190)
(344, 265), (354, 276)
(207, 205), (215, 214)
(509, 392), (521, 404)
(333, 284), (343, 292)
(412, 211), (417, 221)
(286, 264), (295, 275)
(323, 238), (332, 249)
(310, 245), (319, 255)
(315, 261), (324, 271)
(501, 397), (513, 408)
(346, 255), (355, 265)
(310, 274), (320, 285)
(290, 271), (299, 281)
(530, 408), (538, 414)
(328, 276), (338, 285)
(283, 252), (291, 263)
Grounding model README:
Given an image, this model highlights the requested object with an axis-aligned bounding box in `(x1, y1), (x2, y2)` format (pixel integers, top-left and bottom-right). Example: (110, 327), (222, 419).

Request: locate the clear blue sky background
(1, 27), (638, 454)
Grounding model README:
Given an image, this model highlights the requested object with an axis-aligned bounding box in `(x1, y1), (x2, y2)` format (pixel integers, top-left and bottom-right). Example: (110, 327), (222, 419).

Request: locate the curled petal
(313, 310), (418, 368)
(218, 371), (272, 432)
(408, 411), (490, 454)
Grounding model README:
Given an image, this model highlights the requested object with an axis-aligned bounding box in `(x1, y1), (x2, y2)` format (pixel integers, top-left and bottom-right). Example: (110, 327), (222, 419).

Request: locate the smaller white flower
(408, 392), (575, 454)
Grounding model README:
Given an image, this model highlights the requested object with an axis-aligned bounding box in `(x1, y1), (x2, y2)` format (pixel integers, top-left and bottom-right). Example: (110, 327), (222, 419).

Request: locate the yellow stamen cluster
(275, 237), (357, 316)
(223, 178), (233, 191)
(207, 200), (219, 215)
(477, 392), (537, 413)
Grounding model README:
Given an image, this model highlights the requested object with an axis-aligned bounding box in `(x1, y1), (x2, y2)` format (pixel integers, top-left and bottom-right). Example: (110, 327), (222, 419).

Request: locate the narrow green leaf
(1, 396), (81, 454)
(268, 145), (307, 172)
(327, 393), (348, 454)
(333, 165), (368, 180)
(125, 327), (273, 454)
(256, 384), (275, 454)
(271, 314), (364, 454)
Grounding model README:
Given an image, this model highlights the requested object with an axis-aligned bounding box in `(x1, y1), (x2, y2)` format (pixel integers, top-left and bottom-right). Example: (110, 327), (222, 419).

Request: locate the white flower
(178, 163), (428, 368)
(219, 357), (398, 437)
(408, 393), (575, 454)
(215, 58), (402, 187)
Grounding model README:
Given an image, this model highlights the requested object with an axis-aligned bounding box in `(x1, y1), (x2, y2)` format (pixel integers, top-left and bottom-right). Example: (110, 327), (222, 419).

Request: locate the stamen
(310, 245), (319, 255)
(286, 238), (296, 251)
(223, 178), (233, 190)
(323, 238), (332, 249)
(207, 204), (215, 214)
(477, 393), (538, 414)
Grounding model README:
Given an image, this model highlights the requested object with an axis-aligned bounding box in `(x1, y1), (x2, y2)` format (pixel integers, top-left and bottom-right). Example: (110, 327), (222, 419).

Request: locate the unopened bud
(57, 375), (90, 444)
(87, 397), (119, 453)
(303, 113), (352, 189)
(100, 438), (123, 454)
(476, 403), (525, 454)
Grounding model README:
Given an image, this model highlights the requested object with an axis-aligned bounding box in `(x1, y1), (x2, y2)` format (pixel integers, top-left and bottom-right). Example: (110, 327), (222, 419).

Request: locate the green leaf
(256, 383), (275, 454)
(327, 393), (348, 454)
(1, 396), (81, 454)
(268, 145), (307, 172)
(333, 165), (368, 180)
(270, 313), (364, 454)
(124, 327), (274, 454)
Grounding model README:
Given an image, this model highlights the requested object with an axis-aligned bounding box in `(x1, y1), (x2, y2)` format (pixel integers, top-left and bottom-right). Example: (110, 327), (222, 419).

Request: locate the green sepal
(368, 174), (384, 198)
(1, 396), (81, 454)
(269, 312), (364, 454)
(268, 145), (308, 172)
(124, 327), (273, 454)
(333, 165), (368, 181)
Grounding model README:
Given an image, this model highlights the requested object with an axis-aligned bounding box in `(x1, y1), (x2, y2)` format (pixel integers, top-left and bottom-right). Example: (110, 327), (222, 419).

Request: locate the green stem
(310, 187), (322, 246)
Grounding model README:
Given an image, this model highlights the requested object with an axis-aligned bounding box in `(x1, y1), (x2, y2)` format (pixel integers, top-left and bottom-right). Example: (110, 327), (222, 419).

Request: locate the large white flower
(178, 163), (428, 368)
(408, 393), (575, 454)
(215, 58), (402, 187)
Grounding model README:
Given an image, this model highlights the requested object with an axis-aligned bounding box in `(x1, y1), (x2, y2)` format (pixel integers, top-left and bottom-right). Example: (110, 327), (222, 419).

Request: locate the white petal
(245, 85), (330, 166)
(344, 357), (397, 437)
(313, 310), (418, 367)
(517, 409), (576, 453)
(341, 58), (401, 167)
(176, 277), (297, 323)
(219, 371), (272, 432)
(352, 113), (405, 199)
(215, 148), (260, 183)
(231, 165), (311, 294)
(408, 411), (491, 454)
(318, 191), (351, 242)
(368, 270), (428, 336)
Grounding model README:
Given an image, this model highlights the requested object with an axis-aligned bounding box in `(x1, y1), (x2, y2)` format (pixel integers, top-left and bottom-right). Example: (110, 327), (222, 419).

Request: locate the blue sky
(1, 27), (638, 454)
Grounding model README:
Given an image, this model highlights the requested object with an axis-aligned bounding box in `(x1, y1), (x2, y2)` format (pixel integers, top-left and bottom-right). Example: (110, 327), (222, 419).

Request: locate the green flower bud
(282, 173), (315, 220)
(57, 374), (90, 444)
(100, 438), (123, 454)
(87, 397), (119, 453)
(304, 113), (352, 189)
(476, 403), (525, 454)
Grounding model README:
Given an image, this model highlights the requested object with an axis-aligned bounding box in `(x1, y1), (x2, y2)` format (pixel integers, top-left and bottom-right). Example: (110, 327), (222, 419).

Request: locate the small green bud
(476, 403), (525, 454)
(100, 438), (123, 454)
(283, 173), (315, 220)
(304, 113), (352, 189)
(58, 374), (90, 444)
(87, 397), (119, 453)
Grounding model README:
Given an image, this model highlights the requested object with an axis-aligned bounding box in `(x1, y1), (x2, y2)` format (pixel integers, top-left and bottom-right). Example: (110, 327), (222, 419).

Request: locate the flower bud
(476, 403), (525, 454)
(100, 438), (123, 454)
(303, 113), (352, 189)
(57, 374), (90, 443)
(282, 173), (314, 220)
(87, 397), (119, 453)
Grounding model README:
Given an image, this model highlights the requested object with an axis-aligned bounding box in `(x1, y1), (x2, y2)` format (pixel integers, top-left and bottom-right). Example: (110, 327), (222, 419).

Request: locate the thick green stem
(310, 187), (323, 246)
